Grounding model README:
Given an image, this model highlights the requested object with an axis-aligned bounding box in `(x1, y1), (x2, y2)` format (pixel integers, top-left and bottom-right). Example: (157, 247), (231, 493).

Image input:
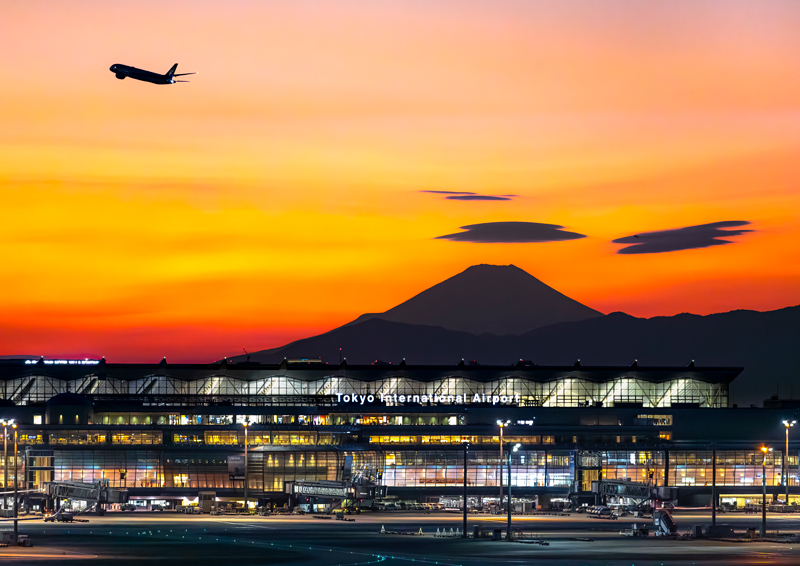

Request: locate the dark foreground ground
(2, 510), (800, 565)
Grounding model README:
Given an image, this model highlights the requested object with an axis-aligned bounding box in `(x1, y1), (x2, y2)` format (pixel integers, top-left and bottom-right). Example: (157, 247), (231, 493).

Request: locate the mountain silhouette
(238, 306), (800, 407)
(233, 264), (800, 407)
(346, 264), (602, 335)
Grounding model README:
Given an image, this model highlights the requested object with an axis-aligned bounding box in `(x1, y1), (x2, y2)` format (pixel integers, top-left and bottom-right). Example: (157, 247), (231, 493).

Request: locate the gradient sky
(2, 0), (800, 361)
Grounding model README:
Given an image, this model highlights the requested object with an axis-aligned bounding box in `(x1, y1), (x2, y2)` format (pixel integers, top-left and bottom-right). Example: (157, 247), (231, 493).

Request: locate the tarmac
(2, 509), (800, 565)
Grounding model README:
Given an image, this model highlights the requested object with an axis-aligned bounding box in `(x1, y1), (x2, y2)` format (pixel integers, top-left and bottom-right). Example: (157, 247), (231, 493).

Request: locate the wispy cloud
(445, 194), (515, 201)
(435, 221), (586, 243)
(613, 221), (752, 254)
(420, 190), (516, 201)
(420, 190), (476, 195)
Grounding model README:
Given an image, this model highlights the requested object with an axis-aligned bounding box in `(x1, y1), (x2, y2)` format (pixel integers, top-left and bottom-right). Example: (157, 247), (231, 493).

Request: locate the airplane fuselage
(109, 64), (176, 85)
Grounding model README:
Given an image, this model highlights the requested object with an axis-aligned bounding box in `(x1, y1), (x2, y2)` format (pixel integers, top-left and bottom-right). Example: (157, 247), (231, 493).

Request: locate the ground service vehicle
(44, 512), (74, 523)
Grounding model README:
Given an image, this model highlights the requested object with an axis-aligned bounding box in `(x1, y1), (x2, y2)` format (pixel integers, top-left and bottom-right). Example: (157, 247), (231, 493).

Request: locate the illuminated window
(33, 415), (42, 425)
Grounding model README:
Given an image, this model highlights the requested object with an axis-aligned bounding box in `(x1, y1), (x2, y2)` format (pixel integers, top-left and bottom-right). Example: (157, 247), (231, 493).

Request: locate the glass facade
(170, 430), (353, 446)
(381, 450), (572, 488)
(50, 431), (107, 445)
(669, 450), (797, 487)
(12, 445), (800, 496)
(369, 435), (551, 445)
(4, 373), (728, 408)
(45, 450), (349, 491)
(0, 454), (23, 489)
(601, 450), (666, 484)
(53, 450), (163, 488)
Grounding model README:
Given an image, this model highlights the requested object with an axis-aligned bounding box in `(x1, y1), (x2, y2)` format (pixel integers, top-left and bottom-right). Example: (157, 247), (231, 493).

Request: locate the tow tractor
(619, 522), (649, 537)
(335, 511), (355, 522)
(44, 510), (74, 523)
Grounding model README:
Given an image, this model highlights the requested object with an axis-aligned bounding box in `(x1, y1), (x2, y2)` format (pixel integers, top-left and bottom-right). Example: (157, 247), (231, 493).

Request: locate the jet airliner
(109, 63), (195, 85)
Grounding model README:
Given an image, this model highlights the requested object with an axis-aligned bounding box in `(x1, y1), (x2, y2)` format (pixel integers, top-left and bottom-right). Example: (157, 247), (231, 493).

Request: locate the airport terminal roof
(0, 358), (742, 384)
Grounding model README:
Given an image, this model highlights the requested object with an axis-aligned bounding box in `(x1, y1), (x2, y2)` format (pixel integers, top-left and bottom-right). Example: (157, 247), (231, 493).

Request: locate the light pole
(462, 442), (469, 538)
(506, 443), (520, 541)
(497, 420), (509, 511)
(711, 444), (716, 527)
(243, 421), (249, 513)
(1, 419), (12, 511)
(783, 420), (796, 506)
(761, 446), (772, 537)
(13, 423), (18, 539)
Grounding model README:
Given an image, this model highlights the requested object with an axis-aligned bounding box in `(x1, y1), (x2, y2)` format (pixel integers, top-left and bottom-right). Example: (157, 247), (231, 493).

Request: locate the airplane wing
(173, 72), (197, 76)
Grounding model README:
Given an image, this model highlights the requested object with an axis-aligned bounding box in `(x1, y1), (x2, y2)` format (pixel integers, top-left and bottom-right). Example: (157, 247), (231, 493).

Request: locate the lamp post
(506, 443), (520, 541)
(243, 421), (249, 513)
(1, 419), (12, 511)
(496, 420), (509, 511)
(783, 420), (796, 507)
(462, 442), (469, 538)
(711, 444), (716, 527)
(13, 423), (18, 539)
(761, 446), (772, 537)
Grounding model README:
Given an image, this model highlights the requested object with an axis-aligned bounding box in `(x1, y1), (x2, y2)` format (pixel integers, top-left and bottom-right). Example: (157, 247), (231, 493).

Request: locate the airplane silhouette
(109, 63), (195, 85)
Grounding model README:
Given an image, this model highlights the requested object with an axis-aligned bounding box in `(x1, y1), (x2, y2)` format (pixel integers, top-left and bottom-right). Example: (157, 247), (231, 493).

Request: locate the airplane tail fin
(166, 63), (178, 77)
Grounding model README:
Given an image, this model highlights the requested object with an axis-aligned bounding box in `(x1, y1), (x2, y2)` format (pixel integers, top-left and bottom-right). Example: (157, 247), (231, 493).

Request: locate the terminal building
(0, 357), (798, 511)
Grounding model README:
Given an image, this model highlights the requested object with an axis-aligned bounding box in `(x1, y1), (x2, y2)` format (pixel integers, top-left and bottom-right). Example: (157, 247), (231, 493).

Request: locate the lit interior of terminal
(1, 359), (798, 513)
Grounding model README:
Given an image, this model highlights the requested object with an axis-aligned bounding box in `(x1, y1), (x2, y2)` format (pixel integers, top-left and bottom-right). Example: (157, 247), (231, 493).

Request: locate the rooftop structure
(0, 359), (736, 408)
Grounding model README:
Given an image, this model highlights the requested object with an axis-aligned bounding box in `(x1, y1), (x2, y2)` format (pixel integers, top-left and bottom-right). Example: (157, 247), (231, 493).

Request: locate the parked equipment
(653, 510), (678, 536)
(44, 511), (74, 523)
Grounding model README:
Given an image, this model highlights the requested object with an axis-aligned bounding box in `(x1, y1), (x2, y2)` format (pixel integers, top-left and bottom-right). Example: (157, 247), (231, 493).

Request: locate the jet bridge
(573, 479), (678, 510)
(597, 479), (653, 505)
(43, 479), (129, 514)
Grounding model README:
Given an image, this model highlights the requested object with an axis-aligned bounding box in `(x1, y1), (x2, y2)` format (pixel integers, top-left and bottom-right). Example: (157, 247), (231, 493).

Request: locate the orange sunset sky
(2, 1), (800, 361)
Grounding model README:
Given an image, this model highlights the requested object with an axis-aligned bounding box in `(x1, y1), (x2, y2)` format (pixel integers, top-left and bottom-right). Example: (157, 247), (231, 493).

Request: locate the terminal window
(637, 415), (673, 426)
(668, 450), (790, 487)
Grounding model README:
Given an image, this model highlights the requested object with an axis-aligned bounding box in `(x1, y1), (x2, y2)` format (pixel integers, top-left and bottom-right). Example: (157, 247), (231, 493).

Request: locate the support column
(506, 443), (512, 541)
(712, 445), (716, 526)
(573, 450), (580, 492)
(544, 450), (549, 488)
(462, 443), (468, 538)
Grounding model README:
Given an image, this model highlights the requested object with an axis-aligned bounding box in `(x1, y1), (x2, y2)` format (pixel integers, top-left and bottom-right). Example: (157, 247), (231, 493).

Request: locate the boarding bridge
(286, 480), (386, 513)
(284, 455), (386, 512)
(572, 479), (677, 509)
(43, 479), (129, 514)
(596, 479), (653, 504)
(596, 479), (677, 501)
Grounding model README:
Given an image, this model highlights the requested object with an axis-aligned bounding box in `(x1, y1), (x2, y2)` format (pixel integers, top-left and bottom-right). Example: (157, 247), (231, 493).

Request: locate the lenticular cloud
(435, 222), (586, 243)
(612, 221), (752, 254)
